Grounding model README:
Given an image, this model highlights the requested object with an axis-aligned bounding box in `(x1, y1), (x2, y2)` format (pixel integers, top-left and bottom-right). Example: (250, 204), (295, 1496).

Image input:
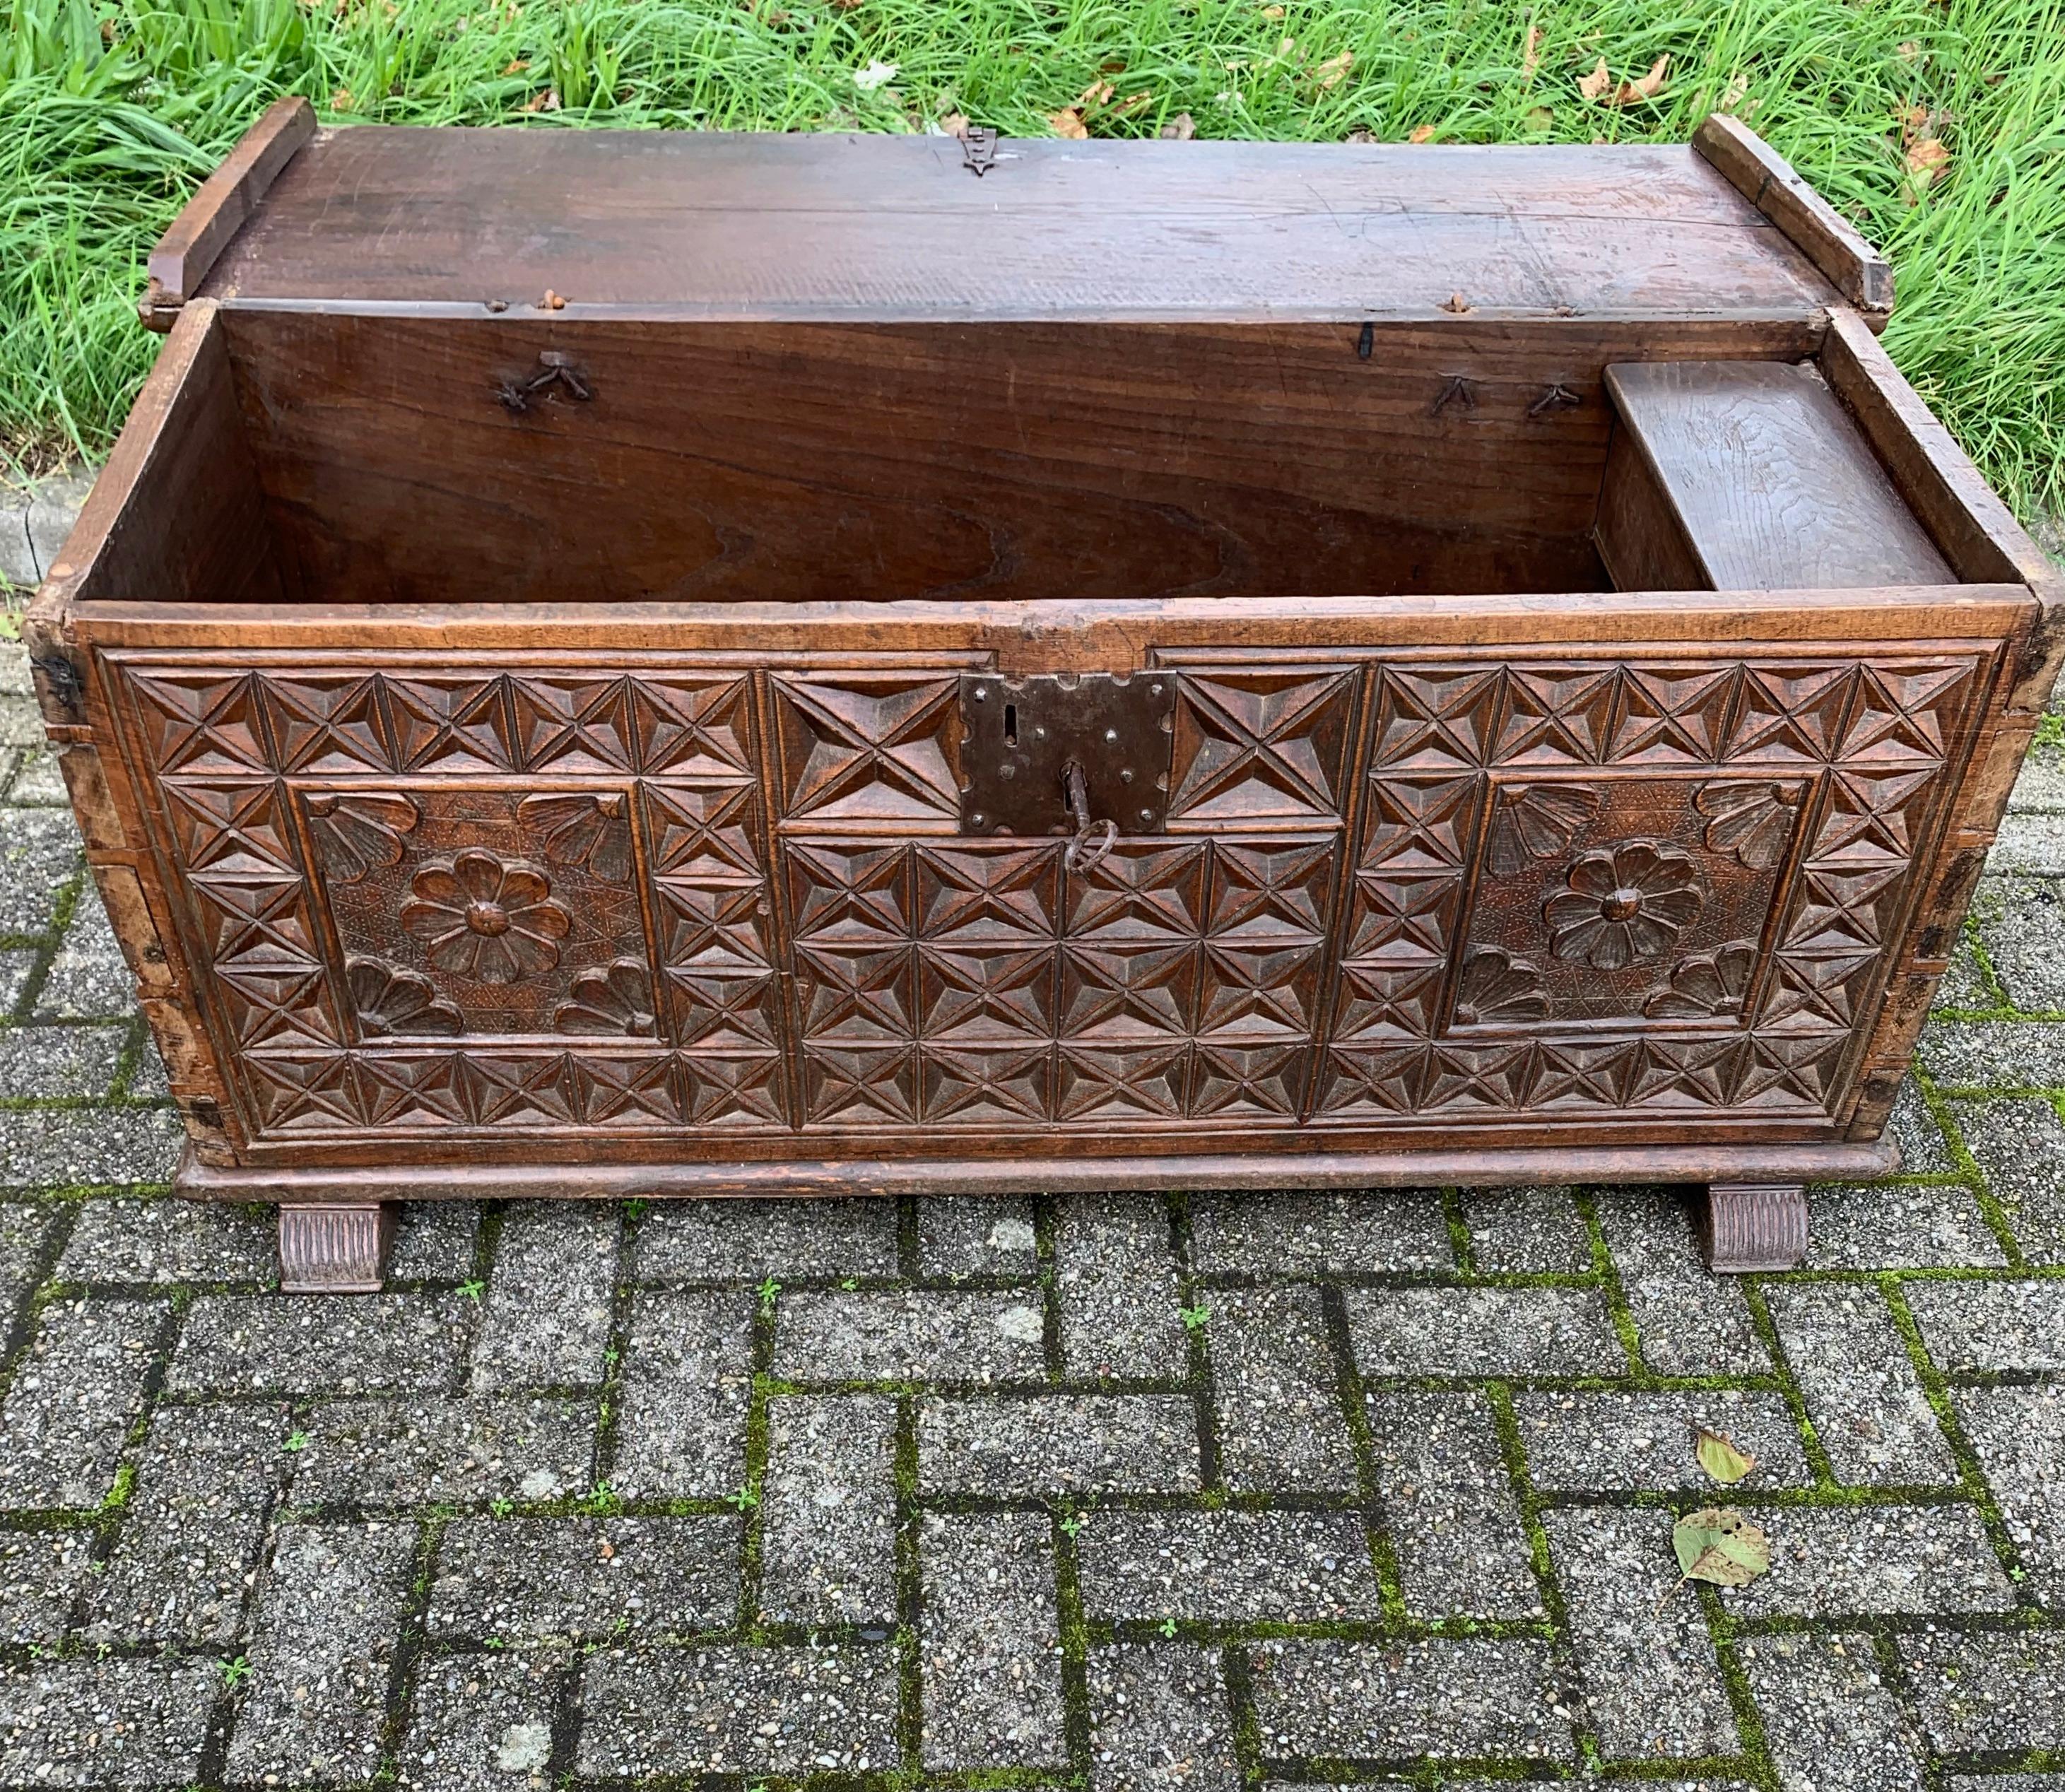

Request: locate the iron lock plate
(958, 672), (1179, 838)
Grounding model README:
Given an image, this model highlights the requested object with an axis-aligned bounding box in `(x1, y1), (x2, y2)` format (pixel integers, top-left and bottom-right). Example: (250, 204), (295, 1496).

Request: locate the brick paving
(4, 649), (2065, 1788)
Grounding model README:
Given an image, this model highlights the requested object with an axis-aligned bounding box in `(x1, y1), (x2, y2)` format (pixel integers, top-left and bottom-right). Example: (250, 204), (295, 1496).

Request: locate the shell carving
(519, 791), (634, 884)
(1645, 940), (1759, 1020)
(305, 791), (420, 883)
(1486, 784), (1601, 878)
(554, 957), (659, 1037)
(345, 955), (463, 1037)
(1453, 945), (1548, 1025)
(1697, 781), (1801, 871)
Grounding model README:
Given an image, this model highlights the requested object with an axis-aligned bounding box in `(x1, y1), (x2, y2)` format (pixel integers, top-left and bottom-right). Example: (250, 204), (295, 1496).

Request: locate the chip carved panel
(117, 649), (1979, 1145)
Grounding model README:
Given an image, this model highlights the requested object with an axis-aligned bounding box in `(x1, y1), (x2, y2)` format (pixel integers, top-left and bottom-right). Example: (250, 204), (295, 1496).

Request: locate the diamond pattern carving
(110, 647), (1981, 1148)
(1165, 668), (1355, 825)
(773, 673), (963, 825)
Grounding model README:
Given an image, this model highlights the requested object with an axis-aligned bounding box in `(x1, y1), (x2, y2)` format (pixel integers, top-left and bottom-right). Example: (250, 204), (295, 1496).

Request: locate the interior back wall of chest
(194, 311), (1835, 608)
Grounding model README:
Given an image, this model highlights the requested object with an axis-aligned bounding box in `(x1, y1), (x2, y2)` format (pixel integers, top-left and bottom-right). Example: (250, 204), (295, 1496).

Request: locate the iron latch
(958, 673), (1179, 863)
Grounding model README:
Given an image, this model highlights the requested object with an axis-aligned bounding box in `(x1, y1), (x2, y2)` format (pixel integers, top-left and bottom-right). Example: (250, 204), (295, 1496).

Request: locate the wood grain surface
(194, 128), (1840, 324)
(1599, 360), (1952, 590)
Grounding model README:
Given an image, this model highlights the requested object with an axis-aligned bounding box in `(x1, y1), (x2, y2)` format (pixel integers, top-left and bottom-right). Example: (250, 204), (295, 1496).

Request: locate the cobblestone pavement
(4, 651), (2065, 1789)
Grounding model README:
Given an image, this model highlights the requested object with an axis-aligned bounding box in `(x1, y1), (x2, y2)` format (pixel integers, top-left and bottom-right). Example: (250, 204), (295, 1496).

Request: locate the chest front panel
(102, 644), (1989, 1157)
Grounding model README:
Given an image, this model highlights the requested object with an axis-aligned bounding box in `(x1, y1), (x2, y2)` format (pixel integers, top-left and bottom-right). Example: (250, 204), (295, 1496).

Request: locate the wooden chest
(30, 101), (2063, 1287)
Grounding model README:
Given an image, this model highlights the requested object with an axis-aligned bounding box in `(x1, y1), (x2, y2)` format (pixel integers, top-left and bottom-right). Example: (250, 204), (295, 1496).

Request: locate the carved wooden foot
(278, 1203), (396, 1293)
(1700, 1182), (1808, 1273)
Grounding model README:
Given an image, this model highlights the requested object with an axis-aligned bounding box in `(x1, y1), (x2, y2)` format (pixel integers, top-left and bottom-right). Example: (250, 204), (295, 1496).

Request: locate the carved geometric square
(679, 1051), (787, 1128)
(630, 677), (758, 778)
(383, 676), (518, 773)
(1368, 666), (1501, 771)
(1493, 665), (1618, 767)
(261, 674), (391, 774)
(772, 673), (964, 825)
(1055, 1042), (1188, 1121)
(1207, 839), (1334, 938)
(1065, 842), (1208, 942)
(1361, 774), (1480, 871)
(917, 944), (1058, 1043)
(1165, 667), (1355, 825)
(127, 669), (270, 774)
(919, 1044), (1052, 1124)
(1344, 869), (1462, 963)
(1196, 938), (1323, 1039)
(794, 942), (918, 1042)
(915, 844), (1060, 945)
(788, 841), (912, 946)
(1189, 1041), (1304, 1118)
(802, 1044), (920, 1126)
(645, 784), (763, 881)
(1332, 962), (1447, 1041)
(508, 676), (640, 774)
(1058, 941), (1199, 1041)
(1606, 664), (1739, 765)
(666, 969), (782, 1049)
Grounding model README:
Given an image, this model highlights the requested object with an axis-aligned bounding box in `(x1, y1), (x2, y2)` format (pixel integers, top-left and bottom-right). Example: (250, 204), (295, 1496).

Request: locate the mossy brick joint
(26, 99), (2065, 1288)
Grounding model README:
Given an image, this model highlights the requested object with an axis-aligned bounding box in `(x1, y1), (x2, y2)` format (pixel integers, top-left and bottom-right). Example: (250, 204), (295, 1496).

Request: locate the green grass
(4, 0), (2063, 523)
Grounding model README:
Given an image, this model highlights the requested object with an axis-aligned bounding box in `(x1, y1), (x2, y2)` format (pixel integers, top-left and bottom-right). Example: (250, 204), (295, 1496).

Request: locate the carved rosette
(345, 955), (463, 1037)
(555, 957), (659, 1037)
(1544, 842), (1703, 971)
(399, 849), (572, 984)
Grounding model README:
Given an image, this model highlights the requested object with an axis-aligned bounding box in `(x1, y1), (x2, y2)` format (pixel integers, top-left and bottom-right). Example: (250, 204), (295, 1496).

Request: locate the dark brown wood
(141, 98), (315, 329)
(1598, 360), (1952, 589)
(278, 1201), (395, 1292)
(187, 1140), (1896, 1204)
(28, 124), (2045, 1278)
(1701, 1181), (1808, 1271)
(213, 312), (1835, 610)
(196, 128), (1839, 324)
(1693, 115), (1892, 317)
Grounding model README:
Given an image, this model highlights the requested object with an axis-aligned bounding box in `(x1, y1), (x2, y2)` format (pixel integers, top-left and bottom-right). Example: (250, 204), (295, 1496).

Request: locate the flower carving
(554, 957), (658, 1037)
(1453, 945), (1548, 1026)
(1698, 781), (1801, 870)
(519, 791), (634, 884)
(345, 955), (463, 1037)
(305, 791), (419, 883)
(1645, 940), (1758, 1020)
(399, 849), (571, 984)
(1543, 842), (1704, 970)
(1486, 784), (1601, 878)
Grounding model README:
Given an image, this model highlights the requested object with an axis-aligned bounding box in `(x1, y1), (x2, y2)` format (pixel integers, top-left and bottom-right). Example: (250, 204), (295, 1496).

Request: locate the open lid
(143, 101), (1888, 329)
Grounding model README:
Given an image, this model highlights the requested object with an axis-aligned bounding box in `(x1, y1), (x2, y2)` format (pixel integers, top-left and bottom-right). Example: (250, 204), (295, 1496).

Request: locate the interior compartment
(78, 308), (1963, 609)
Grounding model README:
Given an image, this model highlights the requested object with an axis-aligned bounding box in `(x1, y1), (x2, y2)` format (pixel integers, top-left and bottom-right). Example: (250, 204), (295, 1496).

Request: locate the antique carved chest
(30, 102), (2063, 1288)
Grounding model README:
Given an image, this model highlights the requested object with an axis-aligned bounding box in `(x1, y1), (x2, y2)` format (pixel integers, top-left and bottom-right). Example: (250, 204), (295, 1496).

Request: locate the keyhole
(1004, 702), (1018, 748)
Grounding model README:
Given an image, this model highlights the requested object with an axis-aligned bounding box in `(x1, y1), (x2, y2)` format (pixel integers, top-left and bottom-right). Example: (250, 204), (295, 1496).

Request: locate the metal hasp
(958, 671), (1179, 840)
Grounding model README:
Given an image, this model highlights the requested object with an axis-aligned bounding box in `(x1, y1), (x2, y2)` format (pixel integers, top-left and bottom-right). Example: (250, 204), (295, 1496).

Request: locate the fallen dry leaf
(539, 290), (567, 310)
(1261, 3), (1283, 16)
(331, 86), (355, 111)
(1077, 78), (1115, 107)
(1345, 124), (1375, 143)
(1673, 1507), (1771, 1588)
(852, 58), (898, 92)
(1718, 73), (1750, 113)
(1577, 56), (1611, 102)
(1109, 90), (1153, 117)
(1311, 48), (1354, 90)
(939, 111), (970, 138)
(1160, 112), (1196, 140)
(502, 57), (528, 74)
(1522, 24), (1542, 77)
(1611, 53), (1669, 105)
(1898, 39), (1922, 60)
(1904, 133), (1950, 198)
(1440, 291), (1471, 314)
(1695, 1427), (1758, 1486)
(522, 87), (559, 112)
(1048, 107), (1089, 139)
(1408, 124), (1437, 143)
